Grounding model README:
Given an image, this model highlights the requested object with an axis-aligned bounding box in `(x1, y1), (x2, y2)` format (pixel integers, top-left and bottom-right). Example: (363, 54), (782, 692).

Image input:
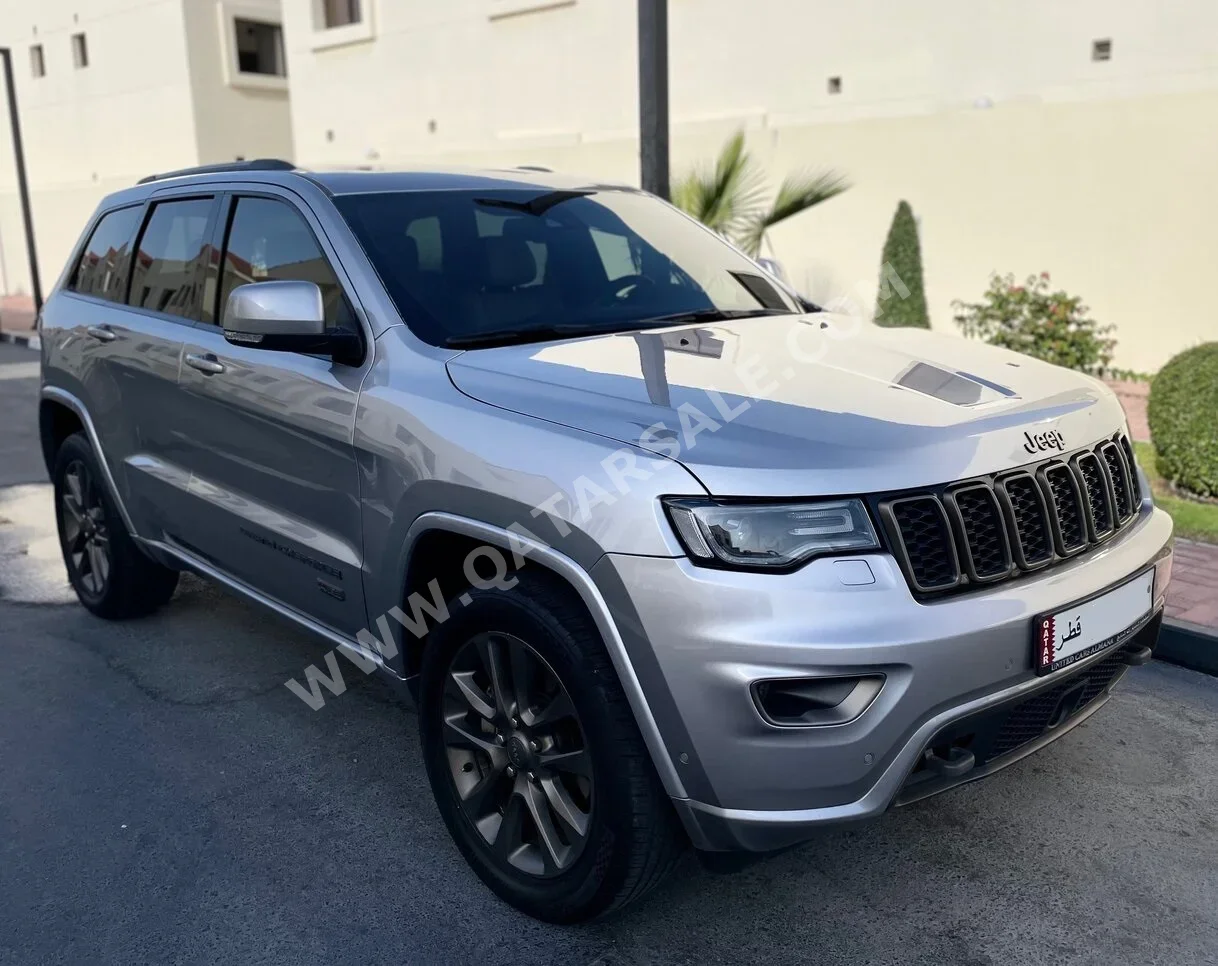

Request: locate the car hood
(445, 313), (1128, 497)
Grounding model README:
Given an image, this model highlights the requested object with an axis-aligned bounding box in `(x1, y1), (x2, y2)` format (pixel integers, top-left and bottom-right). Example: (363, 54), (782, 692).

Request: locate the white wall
(0, 0), (198, 292)
(280, 0), (1218, 370)
(184, 0), (294, 165)
(0, 0), (293, 298)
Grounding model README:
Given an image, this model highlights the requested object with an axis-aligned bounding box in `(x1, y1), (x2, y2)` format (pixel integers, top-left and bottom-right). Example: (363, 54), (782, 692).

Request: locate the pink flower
(1040, 271), (1051, 280)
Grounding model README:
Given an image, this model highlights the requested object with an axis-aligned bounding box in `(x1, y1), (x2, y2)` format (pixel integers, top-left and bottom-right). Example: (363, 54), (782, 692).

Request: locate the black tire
(419, 571), (685, 922)
(53, 432), (179, 620)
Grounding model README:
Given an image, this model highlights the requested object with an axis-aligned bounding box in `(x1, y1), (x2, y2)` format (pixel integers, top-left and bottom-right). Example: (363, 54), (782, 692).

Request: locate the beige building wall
(281, 0), (1218, 371)
(0, 0), (292, 299)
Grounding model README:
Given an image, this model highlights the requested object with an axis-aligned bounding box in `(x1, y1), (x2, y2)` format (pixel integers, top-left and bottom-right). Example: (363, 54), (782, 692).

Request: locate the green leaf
(671, 130), (766, 237)
(735, 169), (850, 257)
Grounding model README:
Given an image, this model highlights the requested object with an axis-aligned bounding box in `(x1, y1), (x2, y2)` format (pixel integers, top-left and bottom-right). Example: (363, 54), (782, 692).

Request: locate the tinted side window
(218, 197), (351, 330)
(69, 206), (141, 302)
(127, 199), (213, 320)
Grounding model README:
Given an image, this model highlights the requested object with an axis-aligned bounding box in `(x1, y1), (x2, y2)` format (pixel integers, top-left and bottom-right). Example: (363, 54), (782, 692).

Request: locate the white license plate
(1034, 570), (1154, 676)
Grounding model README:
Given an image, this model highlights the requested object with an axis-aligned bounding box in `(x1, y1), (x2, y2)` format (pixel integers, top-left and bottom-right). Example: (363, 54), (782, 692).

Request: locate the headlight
(662, 497), (880, 570)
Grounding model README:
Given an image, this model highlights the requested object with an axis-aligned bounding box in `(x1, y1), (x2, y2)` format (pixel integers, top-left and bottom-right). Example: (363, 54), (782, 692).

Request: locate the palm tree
(672, 130), (849, 258)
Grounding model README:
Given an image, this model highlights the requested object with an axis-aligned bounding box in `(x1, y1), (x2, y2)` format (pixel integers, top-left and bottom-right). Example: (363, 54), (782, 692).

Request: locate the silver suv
(39, 161), (1173, 922)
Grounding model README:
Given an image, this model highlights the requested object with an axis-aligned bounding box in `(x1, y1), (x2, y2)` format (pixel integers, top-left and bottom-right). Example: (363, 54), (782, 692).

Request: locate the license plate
(1034, 570), (1154, 676)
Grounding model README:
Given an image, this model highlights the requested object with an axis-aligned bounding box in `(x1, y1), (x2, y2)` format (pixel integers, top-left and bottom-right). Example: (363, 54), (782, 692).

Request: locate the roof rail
(137, 158), (296, 185)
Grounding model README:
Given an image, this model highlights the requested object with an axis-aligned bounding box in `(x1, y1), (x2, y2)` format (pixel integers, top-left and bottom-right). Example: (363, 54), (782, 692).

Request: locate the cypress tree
(874, 200), (930, 328)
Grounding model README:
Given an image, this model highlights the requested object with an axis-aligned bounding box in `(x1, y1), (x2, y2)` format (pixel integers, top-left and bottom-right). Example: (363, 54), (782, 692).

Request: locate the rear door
(171, 187), (370, 635)
(60, 194), (219, 540)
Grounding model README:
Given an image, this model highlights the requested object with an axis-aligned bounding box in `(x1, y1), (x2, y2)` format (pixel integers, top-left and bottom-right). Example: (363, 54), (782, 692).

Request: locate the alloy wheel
(441, 631), (593, 877)
(60, 460), (110, 597)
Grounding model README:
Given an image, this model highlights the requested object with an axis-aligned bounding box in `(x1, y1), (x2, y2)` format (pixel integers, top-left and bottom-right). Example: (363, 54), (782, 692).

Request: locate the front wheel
(419, 573), (684, 922)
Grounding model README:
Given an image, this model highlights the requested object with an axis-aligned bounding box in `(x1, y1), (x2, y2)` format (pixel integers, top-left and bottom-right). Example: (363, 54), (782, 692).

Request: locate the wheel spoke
(493, 790), (528, 861)
(61, 493), (85, 529)
(539, 775), (590, 837)
(450, 670), (496, 722)
(91, 538), (111, 586)
(522, 779), (568, 872)
(86, 542), (106, 587)
(476, 635), (512, 719)
(459, 766), (507, 819)
(507, 640), (535, 719)
(529, 689), (576, 730)
(443, 713), (501, 755)
(65, 468), (84, 508)
(538, 747), (591, 779)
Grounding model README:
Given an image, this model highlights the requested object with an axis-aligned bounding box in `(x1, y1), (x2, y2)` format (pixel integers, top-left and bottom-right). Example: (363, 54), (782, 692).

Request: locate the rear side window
(218, 196), (352, 330)
(69, 206), (141, 302)
(127, 198), (213, 320)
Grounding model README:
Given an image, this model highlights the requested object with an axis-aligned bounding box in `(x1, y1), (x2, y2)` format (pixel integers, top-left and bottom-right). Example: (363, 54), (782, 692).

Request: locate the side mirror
(222, 280), (362, 362)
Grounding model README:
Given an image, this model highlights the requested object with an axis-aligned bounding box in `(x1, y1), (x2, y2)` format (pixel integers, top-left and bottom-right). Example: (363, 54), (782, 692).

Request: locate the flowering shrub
(952, 272), (1117, 374)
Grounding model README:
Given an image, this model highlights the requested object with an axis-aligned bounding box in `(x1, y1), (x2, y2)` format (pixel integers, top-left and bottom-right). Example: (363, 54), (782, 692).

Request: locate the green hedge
(1147, 343), (1218, 498)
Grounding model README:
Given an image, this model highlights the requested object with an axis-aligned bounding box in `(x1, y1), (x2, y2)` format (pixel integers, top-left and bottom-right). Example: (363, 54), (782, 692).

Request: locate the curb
(0, 330), (40, 350)
(1157, 618), (1218, 677)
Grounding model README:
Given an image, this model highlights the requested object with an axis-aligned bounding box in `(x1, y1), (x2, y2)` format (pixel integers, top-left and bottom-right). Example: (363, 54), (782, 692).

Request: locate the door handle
(184, 353), (226, 375)
(86, 325), (116, 343)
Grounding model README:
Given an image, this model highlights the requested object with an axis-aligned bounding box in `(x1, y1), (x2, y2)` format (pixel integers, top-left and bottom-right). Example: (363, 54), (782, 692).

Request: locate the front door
(171, 189), (370, 636)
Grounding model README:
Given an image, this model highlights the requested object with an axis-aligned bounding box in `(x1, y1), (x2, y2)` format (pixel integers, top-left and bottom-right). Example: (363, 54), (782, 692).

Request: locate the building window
(30, 44), (44, 78)
(1092, 39), (1112, 62)
(72, 32), (88, 68)
(321, 0), (361, 28)
(827, 76), (842, 95)
(309, 0), (374, 50)
(234, 18), (284, 76)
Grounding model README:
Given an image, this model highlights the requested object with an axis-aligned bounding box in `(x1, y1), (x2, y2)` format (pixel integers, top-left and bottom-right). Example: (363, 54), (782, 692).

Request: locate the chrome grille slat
(884, 434), (1141, 598)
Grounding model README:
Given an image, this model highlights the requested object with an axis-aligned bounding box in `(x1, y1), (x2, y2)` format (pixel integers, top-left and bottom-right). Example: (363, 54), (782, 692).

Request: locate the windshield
(333, 187), (799, 347)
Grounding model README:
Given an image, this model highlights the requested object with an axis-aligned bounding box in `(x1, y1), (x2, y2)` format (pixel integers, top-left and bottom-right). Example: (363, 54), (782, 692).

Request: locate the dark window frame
(123, 194), (221, 325)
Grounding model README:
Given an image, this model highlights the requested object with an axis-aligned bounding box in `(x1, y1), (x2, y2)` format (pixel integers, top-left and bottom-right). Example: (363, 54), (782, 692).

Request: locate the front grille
(947, 485), (1010, 580)
(879, 434), (1140, 598)
(1074, 452), (1114, 539)
(889, 496), (959, 592)
(1119, 435), (1142, 505)
(989, 654), (1125, 758)
(1100, 440), (1135, 522)
(998, 473), (1053, 568)
(1042, 463), (1086, 554)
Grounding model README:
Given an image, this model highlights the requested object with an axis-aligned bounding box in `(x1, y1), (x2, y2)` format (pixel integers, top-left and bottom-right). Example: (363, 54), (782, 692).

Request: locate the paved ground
(1167, 540), (1218, 629)
(2, 344), (1217, 965)
(0, 342), (43, 487)
(1105, 379), (1150, 443)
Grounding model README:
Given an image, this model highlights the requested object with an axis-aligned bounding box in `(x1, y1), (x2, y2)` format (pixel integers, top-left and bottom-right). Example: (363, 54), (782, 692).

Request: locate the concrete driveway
(1, 344), (1216, 965)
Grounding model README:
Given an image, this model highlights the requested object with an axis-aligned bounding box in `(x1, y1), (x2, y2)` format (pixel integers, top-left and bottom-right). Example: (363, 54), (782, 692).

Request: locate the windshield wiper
(473, 189), (596, 217)
(444, 309), (793, 349)
(632, 307), (793, 326)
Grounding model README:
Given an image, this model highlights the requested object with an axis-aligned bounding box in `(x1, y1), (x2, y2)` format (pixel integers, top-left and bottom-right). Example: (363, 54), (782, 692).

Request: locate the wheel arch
(395, 512), (687, 800)
(39, 397), (84, 478)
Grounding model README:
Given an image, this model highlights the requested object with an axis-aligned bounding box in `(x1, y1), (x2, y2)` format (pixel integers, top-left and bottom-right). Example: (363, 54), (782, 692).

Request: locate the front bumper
(591, 504), (1173, 852)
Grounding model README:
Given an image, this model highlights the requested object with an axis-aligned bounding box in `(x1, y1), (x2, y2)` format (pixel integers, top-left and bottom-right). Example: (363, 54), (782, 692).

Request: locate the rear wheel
(419, 572), (684, 922)
(53, 432), (179, 619)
